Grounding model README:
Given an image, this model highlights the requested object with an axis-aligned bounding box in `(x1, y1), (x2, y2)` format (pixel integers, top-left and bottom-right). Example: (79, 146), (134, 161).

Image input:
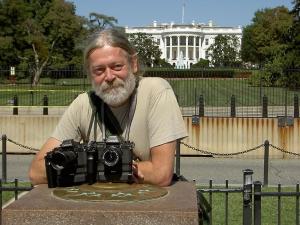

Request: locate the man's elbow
(156, 173), (173, 187)
(28, 165), (47, 186)
(28, 168), (39, 186)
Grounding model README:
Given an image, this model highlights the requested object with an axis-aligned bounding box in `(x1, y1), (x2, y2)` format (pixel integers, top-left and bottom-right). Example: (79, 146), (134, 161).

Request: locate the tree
(0, 0), (85, 85)
(191, 58), (210, 68)
(241, 6), (293, 67)
(286, 0), (300, 68)
(207, 34), (240, 67)
(0, 0), (32, 68)
(127, 33), (162, 67)
(241, 5), (300, 88)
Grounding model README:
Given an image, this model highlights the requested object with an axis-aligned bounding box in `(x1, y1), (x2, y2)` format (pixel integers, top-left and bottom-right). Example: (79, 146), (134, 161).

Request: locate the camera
(45, 136), (134, 188)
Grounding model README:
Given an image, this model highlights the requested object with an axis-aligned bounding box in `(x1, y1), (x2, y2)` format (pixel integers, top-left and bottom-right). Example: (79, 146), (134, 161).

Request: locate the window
(172, 48), (177, 60)
(196, 49), (199, 59)
(188, 47), (193, 60)
(180, 36), (186, 45)
(196, 37), (200, 46)
(188, 36), (194, 46)
(166, 37), (170, 46)
(172, 36), (178, 45)
(166, 47), (170, 59)
(205, 38), (209, 45)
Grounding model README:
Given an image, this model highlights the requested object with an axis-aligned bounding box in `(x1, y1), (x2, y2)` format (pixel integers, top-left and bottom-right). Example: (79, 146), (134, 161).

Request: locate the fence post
(14, 179), (18, 200)
(0, 178), (2, 222)
(198, 95), (204, 117)
(43, 95), (48, 115)
(230, 95), (236, 117)
(13, 95), (18, 115)
(243, 169), (253, 225)
(30, 90), (34, 106)
(263, 140), (269, 187)
(262, 95), (268, 118)
(294, 94), (299, 118)
(175, 140), (181, 176)
(253, 181), (262, 225)
(1, 134), (7, 183)
(296, 184), (299, 225)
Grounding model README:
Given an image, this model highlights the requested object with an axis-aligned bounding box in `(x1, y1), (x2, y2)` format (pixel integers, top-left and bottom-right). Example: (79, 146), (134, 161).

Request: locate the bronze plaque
(53, 183), (168, 202)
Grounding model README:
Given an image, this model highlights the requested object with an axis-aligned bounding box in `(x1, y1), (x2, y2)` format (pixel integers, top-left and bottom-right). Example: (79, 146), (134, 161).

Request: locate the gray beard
(92, 73), (136, 107)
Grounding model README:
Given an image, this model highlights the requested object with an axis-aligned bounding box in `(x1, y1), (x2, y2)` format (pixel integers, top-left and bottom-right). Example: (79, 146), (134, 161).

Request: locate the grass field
(168, 78), (300, 107)
(1, 78), (300, 107)
(1, 181), (32, 205)
(199, 185), (299, 225)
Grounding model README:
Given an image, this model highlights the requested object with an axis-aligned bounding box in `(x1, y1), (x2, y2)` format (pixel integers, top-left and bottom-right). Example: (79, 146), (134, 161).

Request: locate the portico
(125, 20), (242, 68)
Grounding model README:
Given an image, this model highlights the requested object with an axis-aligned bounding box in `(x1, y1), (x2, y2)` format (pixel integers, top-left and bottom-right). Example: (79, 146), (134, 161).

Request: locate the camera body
(45, 136), (134, 188)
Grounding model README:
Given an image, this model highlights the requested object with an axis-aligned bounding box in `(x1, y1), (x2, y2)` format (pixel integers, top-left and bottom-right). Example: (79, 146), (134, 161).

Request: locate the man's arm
(133, 140), (176, 187)
(28, 137), (62, 185)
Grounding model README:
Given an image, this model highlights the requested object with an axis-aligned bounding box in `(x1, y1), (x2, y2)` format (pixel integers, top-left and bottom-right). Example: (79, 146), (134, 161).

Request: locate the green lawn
(168, 78), (300, 107)
(1, 182), (297, 225)
(1, 78), (300, 107)
(199, 186), (298, 225)
(1, 181), (32, 205)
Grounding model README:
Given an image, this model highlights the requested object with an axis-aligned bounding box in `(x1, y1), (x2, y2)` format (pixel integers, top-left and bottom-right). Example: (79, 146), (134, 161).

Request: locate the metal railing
(1, 133), (300, 225)
(1, 68), (300, 117)
(1, 171), (299, 225)
(196, 169), (300, 225)
(1, 134), (300, 185)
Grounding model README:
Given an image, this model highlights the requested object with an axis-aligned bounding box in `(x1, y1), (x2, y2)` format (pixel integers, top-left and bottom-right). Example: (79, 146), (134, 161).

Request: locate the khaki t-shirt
(52, 77), (187, 161)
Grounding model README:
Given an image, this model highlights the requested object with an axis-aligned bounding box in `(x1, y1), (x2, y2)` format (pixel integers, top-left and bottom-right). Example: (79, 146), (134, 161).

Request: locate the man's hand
(132, 161), (145, 184)
(131, 141), (176, 187)
(28, 137), (62, 185)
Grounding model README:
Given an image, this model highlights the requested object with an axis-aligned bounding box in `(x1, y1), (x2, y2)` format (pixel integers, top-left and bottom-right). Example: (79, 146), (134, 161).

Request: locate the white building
(125, 20), (242, 68)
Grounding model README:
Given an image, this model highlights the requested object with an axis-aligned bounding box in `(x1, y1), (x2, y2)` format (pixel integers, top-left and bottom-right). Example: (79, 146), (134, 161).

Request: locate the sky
(70, 0), (293, 28)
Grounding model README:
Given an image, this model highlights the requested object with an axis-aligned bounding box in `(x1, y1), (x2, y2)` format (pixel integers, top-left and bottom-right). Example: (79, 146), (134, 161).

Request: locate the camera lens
(102, 146), (120, 167)
(50, 151), (77, 170)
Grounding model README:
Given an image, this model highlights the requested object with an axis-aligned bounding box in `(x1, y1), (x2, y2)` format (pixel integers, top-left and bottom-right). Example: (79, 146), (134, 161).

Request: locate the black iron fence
(196, 171), (300, 225)
(1, 68), (300, 117)
(0, 171), (299, 225)
(1, 135), (300, 224)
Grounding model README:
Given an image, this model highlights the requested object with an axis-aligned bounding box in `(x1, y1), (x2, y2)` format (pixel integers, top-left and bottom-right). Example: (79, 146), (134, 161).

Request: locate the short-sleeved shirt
(52, 77), (187, 161)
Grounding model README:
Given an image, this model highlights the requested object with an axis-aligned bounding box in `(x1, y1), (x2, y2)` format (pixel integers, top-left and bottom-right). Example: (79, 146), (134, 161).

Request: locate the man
(29, 28), (187, 187)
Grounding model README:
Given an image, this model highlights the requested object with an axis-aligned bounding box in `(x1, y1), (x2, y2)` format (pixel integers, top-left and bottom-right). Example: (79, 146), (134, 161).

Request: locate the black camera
(45, 136), (134, 188)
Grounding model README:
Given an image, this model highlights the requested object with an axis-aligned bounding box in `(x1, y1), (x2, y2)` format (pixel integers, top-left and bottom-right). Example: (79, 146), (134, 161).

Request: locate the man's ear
(131, 53), (138, 73)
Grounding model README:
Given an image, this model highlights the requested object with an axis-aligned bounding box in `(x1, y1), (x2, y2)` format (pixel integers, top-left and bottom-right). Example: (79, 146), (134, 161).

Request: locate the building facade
(125, 20), (242, 68)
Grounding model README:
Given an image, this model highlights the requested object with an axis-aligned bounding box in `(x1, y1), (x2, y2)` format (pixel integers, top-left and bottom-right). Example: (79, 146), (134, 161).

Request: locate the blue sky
(70, 0), (293, 28)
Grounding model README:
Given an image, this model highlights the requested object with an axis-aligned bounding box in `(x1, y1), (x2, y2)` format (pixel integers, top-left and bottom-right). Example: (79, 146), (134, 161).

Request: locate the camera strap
(87, 78), (139, 142)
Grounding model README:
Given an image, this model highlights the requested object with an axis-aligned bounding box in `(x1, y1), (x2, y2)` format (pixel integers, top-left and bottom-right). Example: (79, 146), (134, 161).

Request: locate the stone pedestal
(2, 181), (198, 225)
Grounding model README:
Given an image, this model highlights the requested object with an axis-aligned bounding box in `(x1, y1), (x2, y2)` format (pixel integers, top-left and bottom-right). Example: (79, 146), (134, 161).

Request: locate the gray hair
(83, 28), (139, 76)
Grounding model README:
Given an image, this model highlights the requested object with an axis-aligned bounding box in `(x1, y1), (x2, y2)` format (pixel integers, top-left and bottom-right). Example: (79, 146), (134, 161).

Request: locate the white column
(170, 36), (172, 60)
(163, 36), (167, 59)
(199, 37), (202, 59)
(177, 36), (180, 60)
(193, 36), (196, 60)
(185, 36), (188, 59)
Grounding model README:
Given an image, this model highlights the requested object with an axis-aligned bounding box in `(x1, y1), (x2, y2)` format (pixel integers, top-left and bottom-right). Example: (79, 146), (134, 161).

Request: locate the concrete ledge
(2, 181), (198, 225)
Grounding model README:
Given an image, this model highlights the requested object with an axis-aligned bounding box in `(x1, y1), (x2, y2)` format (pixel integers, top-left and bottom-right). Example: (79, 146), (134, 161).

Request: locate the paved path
(179, 157), (300, 186)
(0, 154), (299, 186)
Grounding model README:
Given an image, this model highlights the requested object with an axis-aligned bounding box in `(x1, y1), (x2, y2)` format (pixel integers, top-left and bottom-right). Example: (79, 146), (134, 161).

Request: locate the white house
(125, 20), (242, 68)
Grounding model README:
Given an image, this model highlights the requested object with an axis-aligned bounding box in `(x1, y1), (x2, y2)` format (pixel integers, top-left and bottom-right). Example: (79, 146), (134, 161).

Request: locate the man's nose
(104, 68), (116, 82)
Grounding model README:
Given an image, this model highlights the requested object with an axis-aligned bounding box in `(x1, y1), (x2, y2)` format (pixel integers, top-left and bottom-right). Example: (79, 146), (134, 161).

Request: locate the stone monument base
(2, 181), (199, 225)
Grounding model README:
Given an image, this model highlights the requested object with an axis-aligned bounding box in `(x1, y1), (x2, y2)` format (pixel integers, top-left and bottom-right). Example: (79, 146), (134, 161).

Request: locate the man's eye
(112, 65), (123, 71)
(93, 68), (104, 75)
